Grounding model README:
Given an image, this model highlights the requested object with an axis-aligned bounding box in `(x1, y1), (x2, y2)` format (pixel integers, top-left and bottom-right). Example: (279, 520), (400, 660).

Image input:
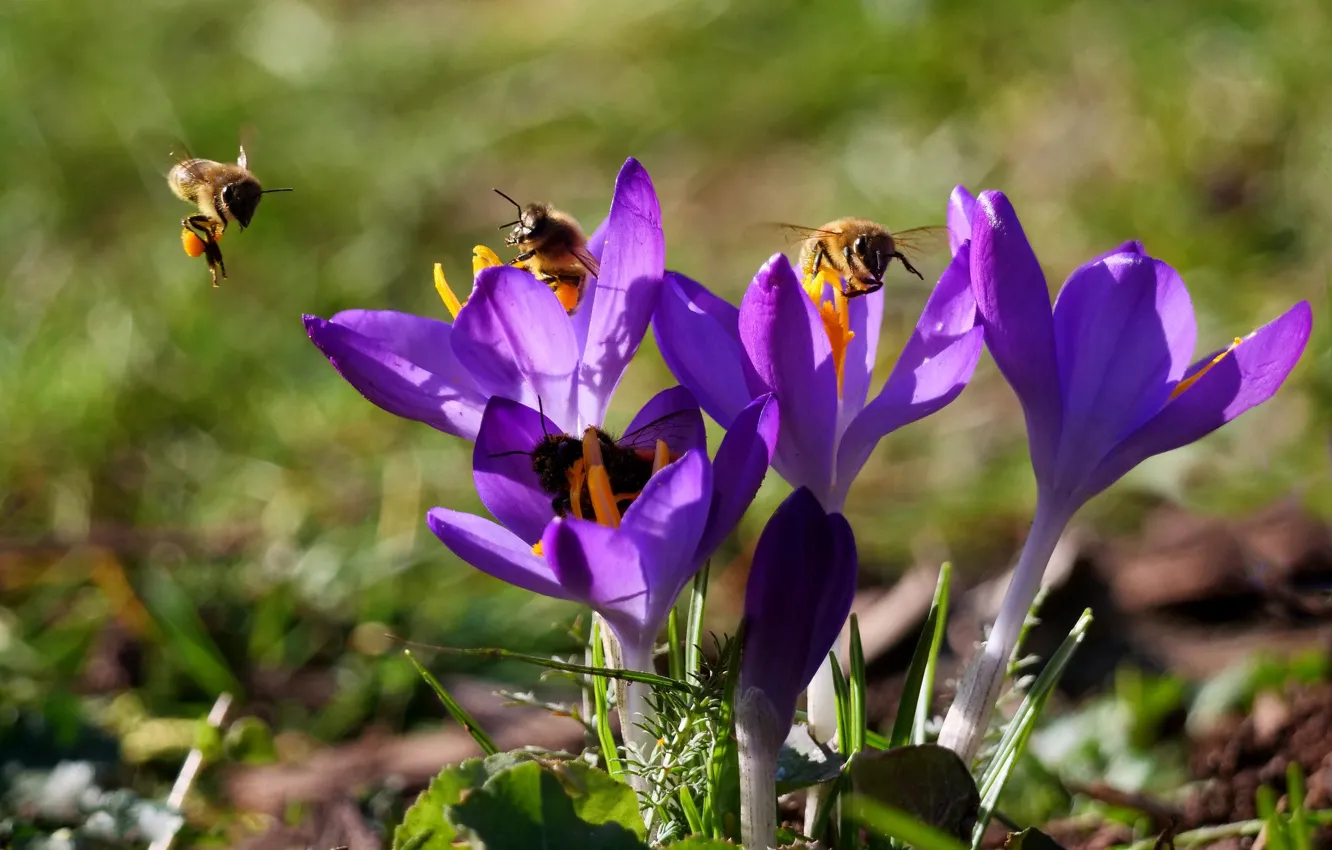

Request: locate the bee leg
(810, 242), (827, 276)
(894, 251), (924, 280)
(511, 250), (536, 264)
(183, 216), (227, 287)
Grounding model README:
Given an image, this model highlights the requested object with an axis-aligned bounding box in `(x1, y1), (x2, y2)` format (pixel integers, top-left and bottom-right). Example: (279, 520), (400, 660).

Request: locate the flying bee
(494, 189), (601, 315)
(781, 219), (945, 298)
(490, 406), (696, 520)
(167, 143), (292, 287)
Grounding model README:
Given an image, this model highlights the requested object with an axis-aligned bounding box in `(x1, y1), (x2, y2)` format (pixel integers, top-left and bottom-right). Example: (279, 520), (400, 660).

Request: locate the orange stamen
(1169, 337), (1245, 400)
(652, 439), (670, 474)
(532, 540), (544, 556)
(566, 459), (586, 521)
(803, 267), (855, 397)
(581, 428), (622, 528)
(433, 263), (464, 319)
(473, 244), (503, 275)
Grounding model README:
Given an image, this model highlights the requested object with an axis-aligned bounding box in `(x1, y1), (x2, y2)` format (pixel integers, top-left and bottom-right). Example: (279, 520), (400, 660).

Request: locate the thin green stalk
(1119, 811), (1332, 850)
(590, 619), (623, 779)
(667, 607), (684, 682)
(685, 560), (710, 681)
(416, 644), (687, 689)
(404, 651), (498, 756)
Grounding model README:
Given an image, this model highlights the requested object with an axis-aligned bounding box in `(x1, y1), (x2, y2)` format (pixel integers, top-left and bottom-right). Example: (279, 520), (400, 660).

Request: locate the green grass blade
(1288, 761), (1311, 850)
(685, 560), (710, 682)
(890, 563), (951, 748)
(865, 728), (889, 750)
(590, 619), (623, 779)
(830, 651), (851, 758)
(846, 795), (968, 850)
(403, 650), (498, 756)
(679, 785), (704, 836)
(667, 607), (684, 682)
(971, 608), (1092, 849)
(849, 614), (867, 755)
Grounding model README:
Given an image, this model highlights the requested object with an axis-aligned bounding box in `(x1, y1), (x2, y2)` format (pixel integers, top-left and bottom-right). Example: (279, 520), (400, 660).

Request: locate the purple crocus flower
(654, 249), (983, 513)
(428, 388), (779, 752)
(303, 157), (664, 441)
(734, 487), (857, 850)
(938, 187), (1314, 762)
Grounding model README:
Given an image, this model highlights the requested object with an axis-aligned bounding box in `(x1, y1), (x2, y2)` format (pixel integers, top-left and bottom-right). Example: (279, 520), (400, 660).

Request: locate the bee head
(220, 179), (264, 229)
(504, 203), (550, 246)
(854, 231), (895, 282)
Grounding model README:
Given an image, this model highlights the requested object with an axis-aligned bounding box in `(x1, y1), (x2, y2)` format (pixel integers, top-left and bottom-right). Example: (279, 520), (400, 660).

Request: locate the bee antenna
(536, 396), (551, 440)
(493, 188), (523, 216)
(261, 187), (295, 194)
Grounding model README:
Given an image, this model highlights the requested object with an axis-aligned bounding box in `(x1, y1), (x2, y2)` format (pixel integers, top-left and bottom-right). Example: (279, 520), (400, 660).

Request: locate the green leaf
(685, 560), (711, 682)
(391, 752), (535, 850)
(448, 759), (647, 849)
(849, 613), (867, 755)
(846, 795), (969, 850)
(776, 723), (844, 793)
(1002, 827), (1066, 849)
(850, 744), (979, 841)
(141, 566), (241, 698)
(663, 837), (738, 847)
(892, 563), (951, 748)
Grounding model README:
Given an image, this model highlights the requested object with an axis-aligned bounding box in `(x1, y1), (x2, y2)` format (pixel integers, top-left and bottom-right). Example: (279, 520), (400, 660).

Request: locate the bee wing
(889, 225), (949, 258)
(571, 242), (601, 278)
(617, 410), (698, 455)
(767, 222), (843, 247)
(167, 139), (215, 186)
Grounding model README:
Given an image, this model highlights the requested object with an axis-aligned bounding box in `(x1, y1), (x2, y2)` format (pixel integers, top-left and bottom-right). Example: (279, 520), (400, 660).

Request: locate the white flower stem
(736, 687), (785, 850)
(601, 624), (655, 796)
(802, 652), (839, 832)
(937, 498), (1069, 763)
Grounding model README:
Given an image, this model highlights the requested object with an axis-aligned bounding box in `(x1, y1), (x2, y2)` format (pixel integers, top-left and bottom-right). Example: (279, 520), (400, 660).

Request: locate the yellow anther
(652, 439), (670, 474)
(473, 244), (503, 275)
(532, 540), (544, 556)
(1169, 336), (1244, 400)
(566, 459), (586, 521)
(803, 268), (855, 397)
(434, 263), (465, 320)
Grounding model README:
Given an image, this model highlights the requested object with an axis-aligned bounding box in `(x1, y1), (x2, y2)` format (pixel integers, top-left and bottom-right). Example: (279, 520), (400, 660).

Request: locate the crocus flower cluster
(305, 155), (1312, 848)
(937, 187), (1313, 762)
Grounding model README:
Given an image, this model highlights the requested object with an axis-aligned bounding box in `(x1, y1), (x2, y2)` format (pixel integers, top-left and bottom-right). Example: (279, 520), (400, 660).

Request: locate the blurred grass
(0, 0), (1330, 739)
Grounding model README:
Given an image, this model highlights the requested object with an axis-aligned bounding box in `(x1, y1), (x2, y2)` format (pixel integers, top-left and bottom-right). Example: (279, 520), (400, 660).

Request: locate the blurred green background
(1, 0), (1330, 797)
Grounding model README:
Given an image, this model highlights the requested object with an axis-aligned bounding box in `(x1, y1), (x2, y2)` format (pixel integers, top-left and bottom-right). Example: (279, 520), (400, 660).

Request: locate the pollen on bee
(553, 282), (581, 313)
(180, 227), (219, 258)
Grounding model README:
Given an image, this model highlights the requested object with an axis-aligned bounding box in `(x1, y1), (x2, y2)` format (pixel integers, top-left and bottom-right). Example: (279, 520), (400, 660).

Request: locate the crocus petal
(450, 265), (580, 433)
(305, 312), (487, 441)
(838, 287), (886, 421)
(427, 508), (572, 602)
(577, 159), (666, 428)
(970, 191), (1064, 481)
(740, 254), (838, 500)
(1085, 240), (1147, 266)
(947, 185), (977, 256)
(694, 393), (779, 560)
(739, 487), (858, 725)
(1048, 253), (1197, 494)
(1079, 300), (1312, 501)
(570, 215), (609, 356)
(543, 519), (650, 651)
(619, 450), (714, 629)
(834, 246), (982, 502)
(623, 385), (707, 457)
(472, 397), (561, 545)
(653, 272), (751, 428)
